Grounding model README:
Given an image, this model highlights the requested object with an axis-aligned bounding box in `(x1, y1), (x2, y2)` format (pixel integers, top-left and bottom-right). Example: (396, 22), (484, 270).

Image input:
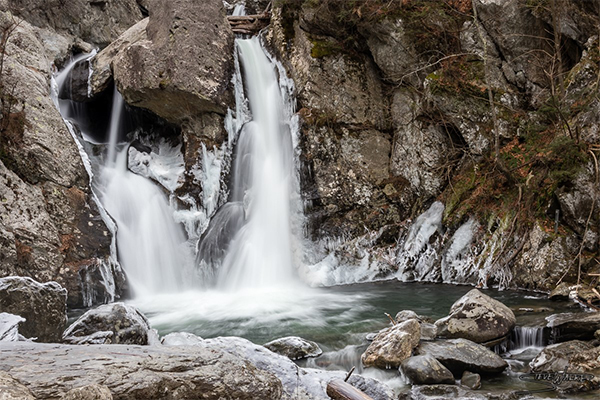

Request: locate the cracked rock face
(435, 289), (516, 343)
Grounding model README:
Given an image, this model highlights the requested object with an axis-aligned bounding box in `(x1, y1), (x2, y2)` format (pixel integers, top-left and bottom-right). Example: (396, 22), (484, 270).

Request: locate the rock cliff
(268, 0), (600, 293)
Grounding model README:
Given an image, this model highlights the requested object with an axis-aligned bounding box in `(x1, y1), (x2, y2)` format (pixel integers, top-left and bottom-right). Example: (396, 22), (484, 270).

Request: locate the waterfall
(54, 55), (195, 298)
(198, 36), (302, 291)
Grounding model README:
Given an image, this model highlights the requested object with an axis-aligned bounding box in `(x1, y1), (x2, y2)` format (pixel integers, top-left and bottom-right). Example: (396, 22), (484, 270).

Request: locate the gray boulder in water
(62, 302), (151, 345)
(400, 355), (455, 385)
(435, 289), (516, 343)
(362, 319), (421, 368)
(0, 276), (67, 342)
(264, 336), (322, 360)
(416, 338), (508, 376)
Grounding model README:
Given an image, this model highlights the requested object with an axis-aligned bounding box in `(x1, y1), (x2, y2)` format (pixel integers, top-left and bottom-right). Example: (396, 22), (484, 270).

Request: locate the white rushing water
(197, 35), (302, 292)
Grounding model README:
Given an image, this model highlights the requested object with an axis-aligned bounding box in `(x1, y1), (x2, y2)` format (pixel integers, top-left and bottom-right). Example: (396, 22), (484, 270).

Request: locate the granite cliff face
(268, 0), (599, 292)
(0, 0), (142, 306)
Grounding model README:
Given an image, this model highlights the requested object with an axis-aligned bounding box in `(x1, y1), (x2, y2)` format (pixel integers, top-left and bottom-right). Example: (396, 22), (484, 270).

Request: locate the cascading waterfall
(197, 35), (302, 291)
(54, 56), (195, 298)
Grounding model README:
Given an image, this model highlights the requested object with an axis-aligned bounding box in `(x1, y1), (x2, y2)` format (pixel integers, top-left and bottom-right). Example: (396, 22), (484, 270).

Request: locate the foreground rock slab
(435, 289), (516, 343)
(62, 302), (151, 345)
(0, 342), (282, 400)
(416, 339), (508, 376)
(0, 276), (67, 342)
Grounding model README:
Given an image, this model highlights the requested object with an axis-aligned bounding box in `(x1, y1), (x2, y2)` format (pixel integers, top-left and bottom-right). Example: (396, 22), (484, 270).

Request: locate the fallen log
(326, 379), (374, 400)
(227, 14), (270, 22)
(232, 28), (255, 35)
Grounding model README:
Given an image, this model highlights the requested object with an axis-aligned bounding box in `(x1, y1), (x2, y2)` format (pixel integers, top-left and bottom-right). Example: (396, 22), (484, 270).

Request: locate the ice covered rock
(0, 313), (25, 342)
(264, 336), (322, 360)
(62, 302), (151, 345)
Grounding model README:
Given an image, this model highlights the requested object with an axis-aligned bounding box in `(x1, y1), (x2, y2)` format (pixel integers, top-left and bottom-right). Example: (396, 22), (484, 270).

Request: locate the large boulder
(0, 341), (283, 399)
(416, 339), (508, 376)
(263, 336), (322, 360)
(62, 302), (151, 345)
(361, 319), (421, 369)
(546, 312), (600, 342)
(0, 276), (67, 342)
(435, 289), (516, 343)
(400, 355), (455, 385)
(110, 0), (234, 123)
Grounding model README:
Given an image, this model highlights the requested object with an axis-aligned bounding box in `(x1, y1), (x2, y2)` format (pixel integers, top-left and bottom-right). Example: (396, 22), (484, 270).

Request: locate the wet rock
(61, 384), (113, 400)
(530, 340), (600, 392)
(435, 289), (516, 343)
(395, 310), (433, 324)
(473, 0), (553, 90)
(400, 355), (455, 385)
(0, 371), (35, 400)
(264, 336), (322, 360)
(111, 0), (234, 123)
(0, 313), (25, 342)
(546, 312), (600, 342)
(362, 319), (421, 369)
(0, 276), (67, 342)
(62, 302), (151, 345)
(395, 310), (437, 340)
(161, 331), (203, 346)
(416, 339), (508, 376)
(0, 0), (143, 47)
(398, 384), (488, 400)
(461, 371), (481, 390)
(530, 340), (594, 372)
(207, 336), (395, 400)
(549, 282), (572, 300)
(0, 341), (283, 399)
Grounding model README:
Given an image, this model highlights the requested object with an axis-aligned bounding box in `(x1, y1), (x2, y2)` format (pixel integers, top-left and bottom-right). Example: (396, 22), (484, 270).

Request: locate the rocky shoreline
(2, 276), (600, 399)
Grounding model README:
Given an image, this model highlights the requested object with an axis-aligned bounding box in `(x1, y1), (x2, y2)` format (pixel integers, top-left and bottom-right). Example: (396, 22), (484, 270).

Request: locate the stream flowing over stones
(1, 0), (600, 399)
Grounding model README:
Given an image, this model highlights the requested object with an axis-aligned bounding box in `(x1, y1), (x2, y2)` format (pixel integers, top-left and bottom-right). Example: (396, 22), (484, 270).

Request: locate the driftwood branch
(326, 379), (374, 400)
